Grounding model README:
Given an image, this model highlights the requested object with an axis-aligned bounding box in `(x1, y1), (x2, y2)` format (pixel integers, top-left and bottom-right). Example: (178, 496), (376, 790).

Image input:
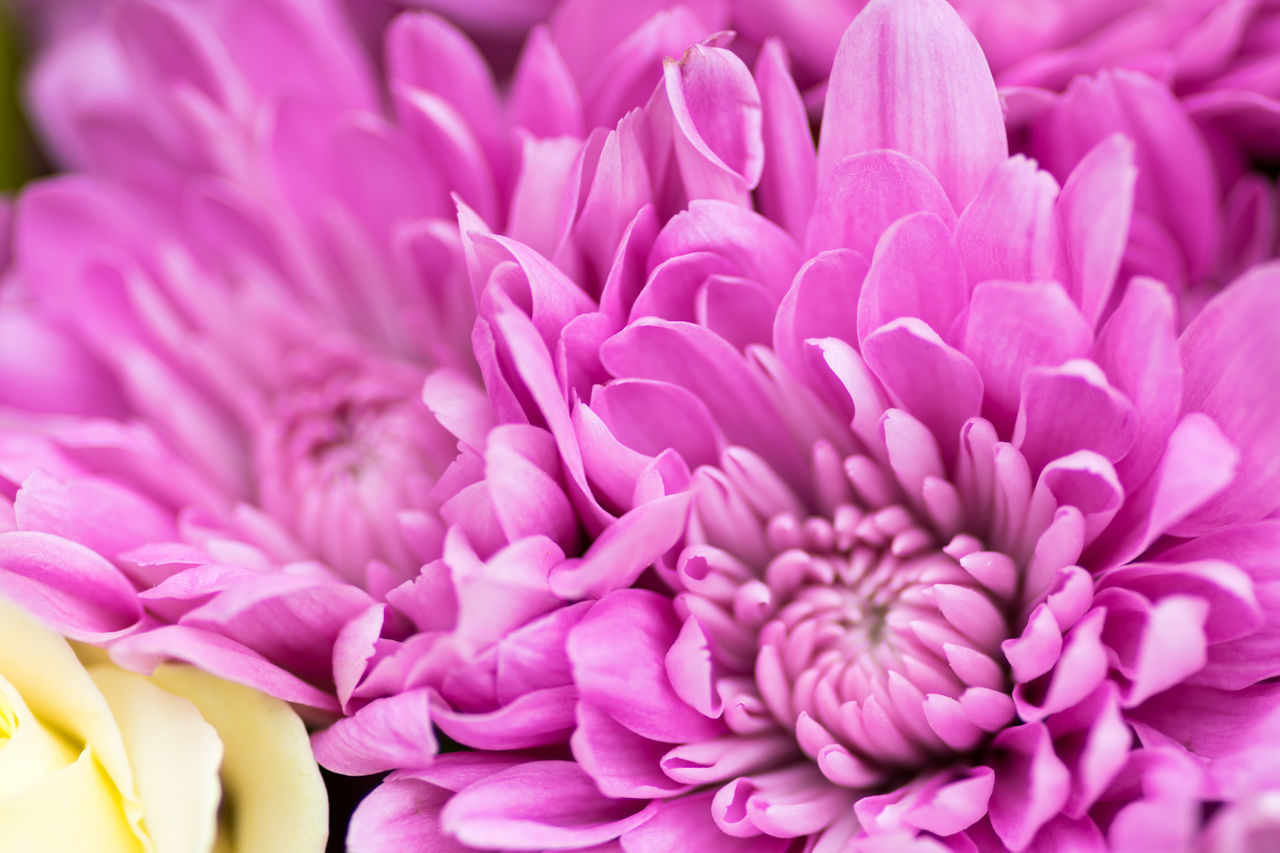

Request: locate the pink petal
(432, 686), (578, 750)
(1013, 360), (1138, 474)
(0, 530), (142, 641)
(548, 491), (691, 599)
(508, 26), (584, 139)
(109, 624), (340, 710)
(1055, 134), (1137, 328)
(954, 156), (1062, 287)
(1091, 277), (1182, 490)
(347, 777), (470, 853)
(180, 574), (374, 687)
(664, 45), (764, 205)
(772, 249), (866, 379)
(754, 39), (817, 238)
(572, 701), (690, 798)
(312, 688), (437, 775)
(858, 211), (968, 346)
(1177, 263), (1280, 529)
(0, 312), (126, 417)
(13, 471), (176, 561)
(805, 150), (955, 259)
(440, 760), (658, 850)
(902, 767), (995, 836)
(960, 281), (1093, 435)
(484, 427), (580, 553)
(385, 11), (504, 173)
(650, 200), (801, 295)
(1087, 413), (1238, 569)
(988, 722), (1071, 850)
(621, 791), (791, 853)
(601, 319), (804, 483)
(567, 589), (723, 742)
(862, 319), (982, 463)
(817, 0), (1006, 209)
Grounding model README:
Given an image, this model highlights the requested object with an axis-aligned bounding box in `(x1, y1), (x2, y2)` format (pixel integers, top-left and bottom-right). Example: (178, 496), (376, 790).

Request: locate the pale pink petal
(817, 0), (1006, 209)
(568, 589), (723, 743)
(1177, 263), (1280, 529)
(805, 150), (955, 259)
(312, 688), (437, 775)
(441, 760), (658, 850)
(754, 39), (817, 238)
(857, 210), (969, 345)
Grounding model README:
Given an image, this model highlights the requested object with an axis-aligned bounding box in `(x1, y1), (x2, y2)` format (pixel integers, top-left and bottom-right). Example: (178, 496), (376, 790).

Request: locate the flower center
(682, 444), (1016, 790)
(254, 348), (455, 582)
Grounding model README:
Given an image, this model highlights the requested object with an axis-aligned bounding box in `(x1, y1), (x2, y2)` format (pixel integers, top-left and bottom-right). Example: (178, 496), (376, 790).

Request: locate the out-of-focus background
(0, 4), (43, 191)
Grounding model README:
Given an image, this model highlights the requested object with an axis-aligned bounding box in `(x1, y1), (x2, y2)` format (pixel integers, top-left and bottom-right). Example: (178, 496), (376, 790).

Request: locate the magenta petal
(0, 312), (126, 417)
(0, 530), (142, 641)
(13, 471), (176, 561)
(1087, 413), (1238, 569)
(1091, 277), (1181, 490)
(440, 760), (658, 850)
(572, 701), (690, 798)
(954, 156), (1062, 287)
(484, 427), (580, 554)
(568, 589), (723, 743)
(863, 318), (982, 459)
(592, 379), (725, 468)
(817, 0), (1006, 209)
(1055, 134), (1137, 328)
(433, 686), (578, 750)
(650, 200), (801, 294)
(347, 777), (470, 853)
(754, 39), (817, 238)
(312, 688), (437, 775)
(805, 150), (955, 259)
(549, 491), (691, 599)
(988, 722), (1071, 850)
(621, 791), (790, 853)
(772, 249), (866, 380)
(385, 11), (504, 172)
(960, 281), (1093, 435)
(664, 45), (764, 205)
(1158, 523), (1280, 690)
(1177, 263), (1280, 529)
(1013, 360), (1137, 474)
(508, 25), (584, 139)
(180, 574), (374, 687)
(601, 319), (804, 483)
(857, 211), (968, 345)
(110, 624), (340, 710)
(902, 767), (995, 836)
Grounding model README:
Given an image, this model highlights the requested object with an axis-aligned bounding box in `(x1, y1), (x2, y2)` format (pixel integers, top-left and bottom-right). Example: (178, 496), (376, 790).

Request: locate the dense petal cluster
(1, 0), (1280, 852)
(328, 1), (1280, 850)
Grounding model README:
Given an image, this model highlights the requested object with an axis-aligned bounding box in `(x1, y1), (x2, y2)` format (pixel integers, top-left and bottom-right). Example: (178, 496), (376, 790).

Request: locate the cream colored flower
(0, 595), (327, 852)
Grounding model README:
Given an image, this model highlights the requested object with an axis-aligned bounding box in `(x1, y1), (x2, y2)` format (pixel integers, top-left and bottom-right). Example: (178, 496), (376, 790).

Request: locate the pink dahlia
(332, 0), (1280, 850)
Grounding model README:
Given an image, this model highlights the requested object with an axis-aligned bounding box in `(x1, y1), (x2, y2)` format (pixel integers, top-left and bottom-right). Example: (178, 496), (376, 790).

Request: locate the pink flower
(335, 0), (1280, 849)
(0, 0), (727, 714)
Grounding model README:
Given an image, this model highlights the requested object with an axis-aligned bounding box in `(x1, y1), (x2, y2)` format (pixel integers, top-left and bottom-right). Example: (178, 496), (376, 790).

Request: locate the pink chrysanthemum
(0, 0), (729, 714)
(323, 1), (1280, 850)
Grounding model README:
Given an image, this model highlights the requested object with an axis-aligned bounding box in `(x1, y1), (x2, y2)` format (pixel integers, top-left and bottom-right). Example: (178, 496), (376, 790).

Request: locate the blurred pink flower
(0, 0), (728, 714)
(331, 0), (1280, 850)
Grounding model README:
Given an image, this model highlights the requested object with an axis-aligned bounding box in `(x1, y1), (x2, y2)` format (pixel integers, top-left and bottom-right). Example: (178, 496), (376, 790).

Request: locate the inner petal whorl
(254, 348), (455, 582)
(684, 446), (1016, 790)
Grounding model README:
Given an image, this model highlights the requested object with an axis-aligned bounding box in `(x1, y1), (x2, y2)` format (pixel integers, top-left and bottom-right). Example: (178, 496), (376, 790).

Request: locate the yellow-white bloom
(0, 595), (327, 852)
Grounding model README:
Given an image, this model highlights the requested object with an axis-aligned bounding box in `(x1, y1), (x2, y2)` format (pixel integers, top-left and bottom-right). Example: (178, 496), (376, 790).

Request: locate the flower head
(333, 0), (1280, 849)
